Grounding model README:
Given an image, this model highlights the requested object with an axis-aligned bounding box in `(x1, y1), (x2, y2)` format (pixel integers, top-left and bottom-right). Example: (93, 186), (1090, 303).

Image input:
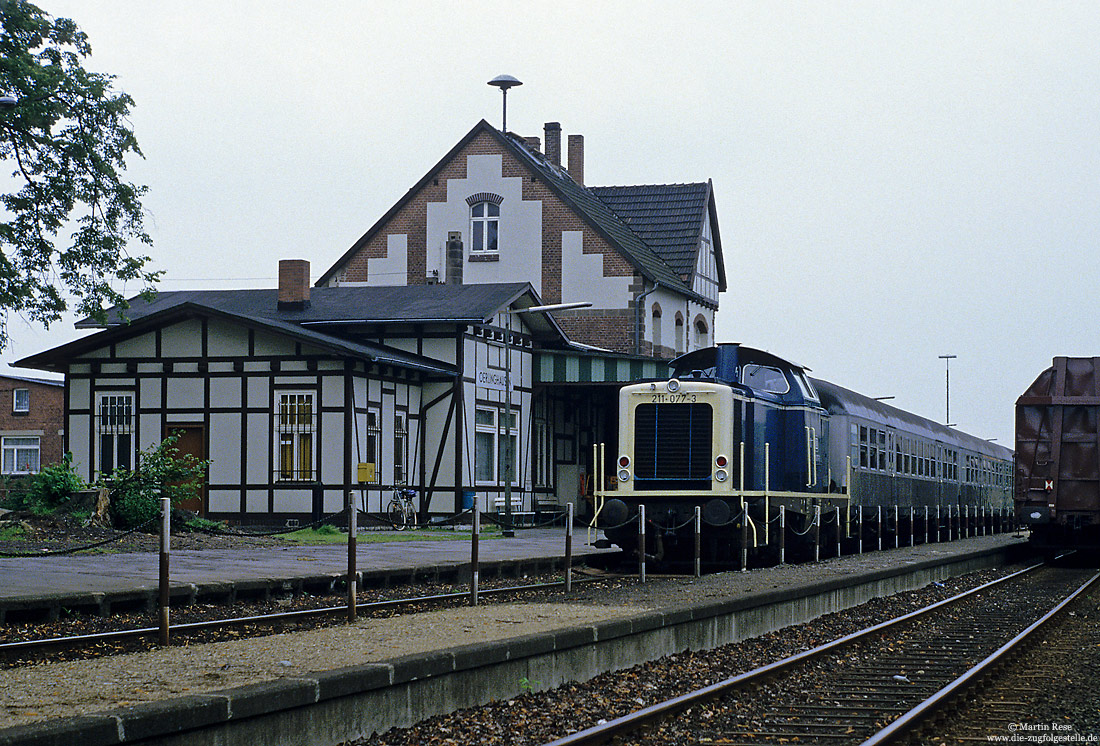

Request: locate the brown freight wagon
(1015, 356), (1100, 550)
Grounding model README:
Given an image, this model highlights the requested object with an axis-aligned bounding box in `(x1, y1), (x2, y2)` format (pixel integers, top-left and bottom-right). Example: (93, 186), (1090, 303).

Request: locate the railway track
(0, 575), (612, 665)
(544, 562), (1099, 746)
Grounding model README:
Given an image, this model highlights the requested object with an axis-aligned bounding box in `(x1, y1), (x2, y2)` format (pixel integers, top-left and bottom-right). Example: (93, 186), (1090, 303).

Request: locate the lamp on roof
(487, 75), (522, 134)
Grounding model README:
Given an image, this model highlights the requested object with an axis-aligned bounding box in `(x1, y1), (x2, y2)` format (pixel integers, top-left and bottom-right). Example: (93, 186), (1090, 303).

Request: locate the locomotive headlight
(667, 378), (681, 393)
(617, 469), (631, 482)
(715, 469), (729, 482)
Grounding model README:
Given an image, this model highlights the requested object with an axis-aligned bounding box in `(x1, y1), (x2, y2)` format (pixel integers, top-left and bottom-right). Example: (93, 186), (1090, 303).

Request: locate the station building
(17, 119), (726, 524)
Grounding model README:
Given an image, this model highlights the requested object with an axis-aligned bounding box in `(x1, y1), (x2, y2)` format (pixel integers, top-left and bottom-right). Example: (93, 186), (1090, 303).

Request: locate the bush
(102, 434), (209, 530)
(4, 455), (86, 514)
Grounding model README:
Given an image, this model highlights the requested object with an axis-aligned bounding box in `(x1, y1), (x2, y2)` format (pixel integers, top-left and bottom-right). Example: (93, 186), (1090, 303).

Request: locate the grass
(0, 524), (27, 541)
(275, 525), (503, 545)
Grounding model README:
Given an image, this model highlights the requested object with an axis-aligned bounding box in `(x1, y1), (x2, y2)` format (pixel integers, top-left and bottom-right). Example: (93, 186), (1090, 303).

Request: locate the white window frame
(275, 391), (317, 482)
(2, 436), (40, 474)
(470, 201), (500, 253)
(474, 405), (518, 486)
(97, 392), (134, 475)
(13, 388), (29, 414)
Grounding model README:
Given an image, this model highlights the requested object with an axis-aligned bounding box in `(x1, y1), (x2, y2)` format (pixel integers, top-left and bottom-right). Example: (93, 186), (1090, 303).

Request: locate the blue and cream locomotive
(598, 343), (1013, 564)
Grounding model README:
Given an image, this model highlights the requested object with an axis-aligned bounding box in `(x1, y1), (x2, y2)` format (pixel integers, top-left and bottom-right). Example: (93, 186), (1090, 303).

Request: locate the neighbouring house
(16, 119), (724, 525)
(0, 374), (64, 479)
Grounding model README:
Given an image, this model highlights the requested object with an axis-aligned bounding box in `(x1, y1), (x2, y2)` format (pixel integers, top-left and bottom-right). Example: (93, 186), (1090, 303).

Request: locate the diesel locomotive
(597, 343), (1013, 564)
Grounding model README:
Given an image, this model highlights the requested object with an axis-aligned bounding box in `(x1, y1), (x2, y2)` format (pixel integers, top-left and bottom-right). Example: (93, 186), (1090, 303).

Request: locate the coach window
(859, 425), (868, 468)
(97, 393), (134, 475)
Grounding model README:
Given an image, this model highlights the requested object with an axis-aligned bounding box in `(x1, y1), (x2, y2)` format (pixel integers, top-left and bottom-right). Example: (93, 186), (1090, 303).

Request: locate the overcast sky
(6, 1), (1100, 445)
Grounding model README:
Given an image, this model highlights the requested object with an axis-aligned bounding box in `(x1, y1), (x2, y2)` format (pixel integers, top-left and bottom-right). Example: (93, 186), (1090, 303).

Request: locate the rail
(541, 560), (1061, 746)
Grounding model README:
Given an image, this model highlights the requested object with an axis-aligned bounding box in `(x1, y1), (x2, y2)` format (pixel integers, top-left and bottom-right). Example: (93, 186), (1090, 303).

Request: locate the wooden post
(694, 505), (701, 579)
(638, 505), (646, 584)
(158, 496), (170, 647)
(347, 500), (357, 622)
(778, 506), (786, 565)
(877, 506), (883, 551)
(835, 506), (842, 558)
(924, 506), (929, 544)
(565, 502), (574, 594)
(813, 505), (821, 562)
(936, 504), (941, 543)
(857, 505), (863, 554)
(909, 507), (915, 547)
(470, 504), (480, 606)
(894, 505), (900, 549)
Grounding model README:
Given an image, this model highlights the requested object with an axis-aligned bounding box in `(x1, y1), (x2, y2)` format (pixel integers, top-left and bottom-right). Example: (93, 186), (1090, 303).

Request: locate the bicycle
(387, 487), (418, 530)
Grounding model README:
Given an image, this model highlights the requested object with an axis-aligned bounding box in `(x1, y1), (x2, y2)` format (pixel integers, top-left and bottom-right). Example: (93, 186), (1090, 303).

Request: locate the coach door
(167, 425), (206, 514)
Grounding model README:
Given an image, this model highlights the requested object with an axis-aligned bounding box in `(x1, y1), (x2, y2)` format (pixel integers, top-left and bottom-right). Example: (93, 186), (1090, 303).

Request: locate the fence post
(813, 505), (821, 562)
(778, 506), (786, 566)
(470, 504), (480, 606)
(638, 505), (646, 584)
(694, 505), (702, 579)
(835, 506), (842, 558)
(936, 504), (941, 543)
(924, 506), (929, 545)
(877, 506), (883, 551)
(909, 507), (914, 547)
(894, 505), (900, 549)
(565, 502), (574, 594)
(158, 496), (171, 647)
(857, 505), (863, 554)
(347, 501), (357, 623)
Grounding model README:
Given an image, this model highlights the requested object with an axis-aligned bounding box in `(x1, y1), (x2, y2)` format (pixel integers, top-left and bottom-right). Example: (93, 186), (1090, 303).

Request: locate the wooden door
(168, 426), (206, 514)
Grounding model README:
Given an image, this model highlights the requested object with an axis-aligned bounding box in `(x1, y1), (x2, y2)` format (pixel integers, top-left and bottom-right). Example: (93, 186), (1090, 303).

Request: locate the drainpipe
(634, 280), (658, 356)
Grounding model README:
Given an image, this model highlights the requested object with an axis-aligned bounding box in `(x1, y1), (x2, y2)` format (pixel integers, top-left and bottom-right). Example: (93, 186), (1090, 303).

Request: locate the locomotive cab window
(742, 364), (789, 395)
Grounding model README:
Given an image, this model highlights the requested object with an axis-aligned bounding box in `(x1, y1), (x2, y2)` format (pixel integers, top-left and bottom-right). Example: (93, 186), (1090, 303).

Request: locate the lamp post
(0, 95), (16, 110)
(939, 355), (956, 426)
(501, 301), (591, 537)
(487, 75), (522, 134)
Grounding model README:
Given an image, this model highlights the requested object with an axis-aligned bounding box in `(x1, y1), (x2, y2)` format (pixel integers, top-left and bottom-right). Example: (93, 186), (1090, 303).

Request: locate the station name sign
(477, 369), (512, 392)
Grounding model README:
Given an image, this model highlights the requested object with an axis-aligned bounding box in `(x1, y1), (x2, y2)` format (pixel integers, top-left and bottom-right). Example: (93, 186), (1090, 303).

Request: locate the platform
(0, 528), (613, 621)
(0, 534), (1031, 746)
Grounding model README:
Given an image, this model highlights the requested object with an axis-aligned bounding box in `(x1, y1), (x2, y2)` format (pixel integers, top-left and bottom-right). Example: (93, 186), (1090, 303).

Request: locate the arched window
(674, 313), (684, 354)
(694, 315), (709, 349)
(470, 201), (499, 253)
(651, 304), (662, 356)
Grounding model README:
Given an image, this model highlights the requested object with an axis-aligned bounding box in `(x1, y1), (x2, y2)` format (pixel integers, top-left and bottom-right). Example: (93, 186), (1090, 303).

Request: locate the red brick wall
(0, 377), (65, 471)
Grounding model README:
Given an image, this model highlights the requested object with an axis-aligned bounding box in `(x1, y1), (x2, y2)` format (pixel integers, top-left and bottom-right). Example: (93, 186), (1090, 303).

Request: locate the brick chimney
(567, 134), (584, 186)
(544, 122), (561, 167)
(523, 135), (541, 153)
(278, 259), (311, 311)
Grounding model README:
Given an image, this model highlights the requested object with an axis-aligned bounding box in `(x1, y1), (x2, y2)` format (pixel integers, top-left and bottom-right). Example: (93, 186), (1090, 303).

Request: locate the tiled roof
(497, 133), (698, 297)
(78, 283), (534, 328)
(589, 183), (710, 280)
